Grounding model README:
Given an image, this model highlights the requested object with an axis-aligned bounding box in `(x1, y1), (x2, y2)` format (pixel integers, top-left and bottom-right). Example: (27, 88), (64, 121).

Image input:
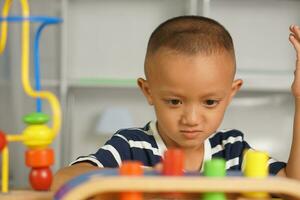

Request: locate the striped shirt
(71, 121), (286, 174)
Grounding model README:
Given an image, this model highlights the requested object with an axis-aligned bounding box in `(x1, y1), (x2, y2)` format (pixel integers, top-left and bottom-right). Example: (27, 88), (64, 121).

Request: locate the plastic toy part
(119, 161), (143, 176)
(203, 158), (226, 177)
(23, 112), (50, 124)
(0, 0), (62, 193)
(202, 159), (227, 200)
(29, 167), (52, 191)
(162, 148), (184, 176)
(243, 150), (269, 199)
(162, 148), (185, 199)
(25, 148), (54, 168)
(0, 130), (7, 151)
(244, 149), (269, 177)
(119, 161), (143, 200)
(22, 125), (54, 148)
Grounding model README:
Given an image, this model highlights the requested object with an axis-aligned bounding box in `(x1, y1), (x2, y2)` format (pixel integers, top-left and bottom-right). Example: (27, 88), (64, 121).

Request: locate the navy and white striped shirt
(71, 121), (286, 174)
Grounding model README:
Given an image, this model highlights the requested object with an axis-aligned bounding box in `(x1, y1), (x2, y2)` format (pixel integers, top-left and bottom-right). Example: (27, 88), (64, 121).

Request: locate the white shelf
(0, 80), (60, 88)
(59, 0), (300, 167)
(65, 73), (293, 91)
(0, 80), (8, 87)
(237, 70), (293, 92)
(68, 78), (138, 88)
(41, 79), (60, 87)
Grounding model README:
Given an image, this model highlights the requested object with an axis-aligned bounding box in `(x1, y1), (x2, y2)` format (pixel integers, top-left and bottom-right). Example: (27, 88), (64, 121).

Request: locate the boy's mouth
(180, 130), (202, 139)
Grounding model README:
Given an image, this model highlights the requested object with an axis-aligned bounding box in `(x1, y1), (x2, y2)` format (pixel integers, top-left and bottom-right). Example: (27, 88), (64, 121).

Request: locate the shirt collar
(149, 121), (167, 157)
(149, 120), (212, 172)
(200, 137), (212, 172)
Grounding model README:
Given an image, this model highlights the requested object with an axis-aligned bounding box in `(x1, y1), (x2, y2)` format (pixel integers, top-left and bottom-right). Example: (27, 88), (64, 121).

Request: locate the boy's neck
(183, 144), (204, 172)
(154, 122), (205, 171)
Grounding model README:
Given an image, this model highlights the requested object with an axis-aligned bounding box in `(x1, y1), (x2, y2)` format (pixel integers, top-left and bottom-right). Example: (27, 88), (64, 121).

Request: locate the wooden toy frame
(55, 176), (300, 200)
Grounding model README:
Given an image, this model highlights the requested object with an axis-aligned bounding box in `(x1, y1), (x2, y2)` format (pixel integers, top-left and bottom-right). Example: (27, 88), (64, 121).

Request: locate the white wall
(63, 0), (299, 164)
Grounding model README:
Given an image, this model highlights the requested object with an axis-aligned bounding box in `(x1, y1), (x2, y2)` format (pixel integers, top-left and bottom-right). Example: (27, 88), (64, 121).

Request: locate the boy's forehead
(158, 86), (228, 97)
(145, 47), (236, 81)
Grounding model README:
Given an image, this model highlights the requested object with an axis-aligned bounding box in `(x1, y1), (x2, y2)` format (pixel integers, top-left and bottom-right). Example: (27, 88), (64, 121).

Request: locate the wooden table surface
(0, 190), (286, 200)
(0, 190), (53, 200)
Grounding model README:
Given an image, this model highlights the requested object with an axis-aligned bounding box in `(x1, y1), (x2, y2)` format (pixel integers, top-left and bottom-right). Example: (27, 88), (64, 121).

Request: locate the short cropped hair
(145, 15), (235, 76)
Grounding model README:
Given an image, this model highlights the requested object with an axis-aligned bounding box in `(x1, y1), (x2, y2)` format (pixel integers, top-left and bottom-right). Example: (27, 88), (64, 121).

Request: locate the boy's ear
(229, 79), (243, 100)
(137, 78), (154, 105)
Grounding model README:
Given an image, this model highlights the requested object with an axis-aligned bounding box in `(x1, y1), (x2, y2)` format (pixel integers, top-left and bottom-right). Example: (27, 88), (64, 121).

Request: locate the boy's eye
(204, 99), (219, 107)
(166, 99), (182, 106)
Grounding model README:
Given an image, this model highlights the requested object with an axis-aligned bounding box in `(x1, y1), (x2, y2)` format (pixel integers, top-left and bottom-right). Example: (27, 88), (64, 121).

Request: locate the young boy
(52, 16), (300, 191)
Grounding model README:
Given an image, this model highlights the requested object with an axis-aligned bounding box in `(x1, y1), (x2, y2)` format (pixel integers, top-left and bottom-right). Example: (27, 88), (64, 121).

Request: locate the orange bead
(25, 148), (54, 168)
(119, 161), (143, 176)
(163, 148), (184, 176)
(119, 161), (143, 200)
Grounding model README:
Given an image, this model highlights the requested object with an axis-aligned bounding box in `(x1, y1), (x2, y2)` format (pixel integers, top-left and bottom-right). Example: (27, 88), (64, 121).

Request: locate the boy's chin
(178, 141), (204, 150)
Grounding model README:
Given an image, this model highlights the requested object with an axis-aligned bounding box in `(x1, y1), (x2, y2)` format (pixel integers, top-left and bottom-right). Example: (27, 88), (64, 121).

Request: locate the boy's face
(138, 48), (242, 150)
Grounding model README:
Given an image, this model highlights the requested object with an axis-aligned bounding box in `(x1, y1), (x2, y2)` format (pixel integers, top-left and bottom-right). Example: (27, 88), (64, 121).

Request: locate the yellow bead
(243, 149), (269, 199)
(22, 125), (54, 148)
(244, 149), (269, 177)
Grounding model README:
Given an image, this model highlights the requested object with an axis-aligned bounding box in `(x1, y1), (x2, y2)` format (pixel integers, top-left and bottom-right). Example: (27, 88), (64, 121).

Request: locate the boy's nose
(181, 105), (202, 126)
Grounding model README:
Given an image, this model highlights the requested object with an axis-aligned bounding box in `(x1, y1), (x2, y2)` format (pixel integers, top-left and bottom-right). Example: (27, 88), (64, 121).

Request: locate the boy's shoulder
(112, 122), (156, 142)
(110, 121), (162, 150)
(208, 129), (245, 147)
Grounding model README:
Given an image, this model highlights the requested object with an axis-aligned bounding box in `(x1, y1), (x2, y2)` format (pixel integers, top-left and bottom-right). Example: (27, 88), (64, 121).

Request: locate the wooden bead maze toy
(0, 0), (62, 194)
(54, 149), (300, 200)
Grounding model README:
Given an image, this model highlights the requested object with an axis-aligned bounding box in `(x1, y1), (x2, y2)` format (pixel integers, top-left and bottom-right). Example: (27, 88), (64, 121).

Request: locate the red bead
(0, 130), (7, 151)
(163, 148), (184, 176)
(29, 167), (52, 191)
(162, 149), (185, 199)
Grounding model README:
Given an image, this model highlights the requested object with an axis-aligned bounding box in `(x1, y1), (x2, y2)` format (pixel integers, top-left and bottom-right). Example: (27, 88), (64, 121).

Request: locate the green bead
(203, 159), (227, 200)
(23, 112), (50, 124)
(204, 158), (226, 177)
(202, 192), (227, 200)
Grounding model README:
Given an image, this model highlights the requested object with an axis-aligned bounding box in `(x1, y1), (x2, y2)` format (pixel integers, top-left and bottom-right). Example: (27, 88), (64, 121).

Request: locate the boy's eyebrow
(158, 89), (226, 98)
(201, 91), (227, 98)
(158, 89), (184, 97)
